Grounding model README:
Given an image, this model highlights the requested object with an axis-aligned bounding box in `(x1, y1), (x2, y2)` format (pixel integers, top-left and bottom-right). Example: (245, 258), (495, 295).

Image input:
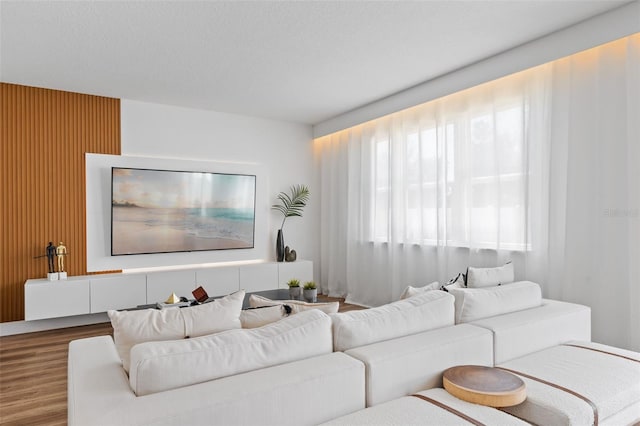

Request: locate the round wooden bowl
(443, 365), (526, 407)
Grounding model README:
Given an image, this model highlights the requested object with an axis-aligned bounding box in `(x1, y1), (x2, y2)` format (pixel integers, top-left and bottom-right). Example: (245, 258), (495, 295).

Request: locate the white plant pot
(303, 288), (317, 303)
(289, 287), (301, 300)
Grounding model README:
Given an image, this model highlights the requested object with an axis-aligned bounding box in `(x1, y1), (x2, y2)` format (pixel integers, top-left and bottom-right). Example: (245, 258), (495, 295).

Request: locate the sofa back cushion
(399, 281), (440, 300)
(331, 291), (454, 352)
(180, 290), (245, 336)
(240, 305), (289, 328)
(466, 262), (515, 288)
(128, 309), (333, 396)
(449, 281), (541, 323)
(108, 290), (244, 372)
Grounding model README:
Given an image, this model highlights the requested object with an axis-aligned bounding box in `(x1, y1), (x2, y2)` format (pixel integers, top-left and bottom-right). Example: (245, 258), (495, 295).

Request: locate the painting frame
(110, 167), (256, 256)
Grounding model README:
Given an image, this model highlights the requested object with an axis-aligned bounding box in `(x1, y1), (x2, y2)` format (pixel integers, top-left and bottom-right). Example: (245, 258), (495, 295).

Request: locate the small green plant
(303, 281), (317, 290)
(287, 279), (300, 288)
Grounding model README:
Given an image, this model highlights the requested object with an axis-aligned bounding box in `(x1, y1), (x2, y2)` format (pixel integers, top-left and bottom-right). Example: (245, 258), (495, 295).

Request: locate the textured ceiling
(0, 1), (629, 124)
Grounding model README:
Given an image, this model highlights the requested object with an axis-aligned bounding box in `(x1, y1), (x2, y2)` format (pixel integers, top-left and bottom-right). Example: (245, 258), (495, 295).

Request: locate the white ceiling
(0, 1), (630, 125)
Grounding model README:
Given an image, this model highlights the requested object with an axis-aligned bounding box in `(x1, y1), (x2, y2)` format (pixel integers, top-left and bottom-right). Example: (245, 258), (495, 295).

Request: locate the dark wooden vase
(276, 229), (285, 262)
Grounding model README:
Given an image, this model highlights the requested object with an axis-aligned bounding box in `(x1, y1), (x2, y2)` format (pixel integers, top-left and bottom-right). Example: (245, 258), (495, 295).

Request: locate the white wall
(87, 100), (317, 276)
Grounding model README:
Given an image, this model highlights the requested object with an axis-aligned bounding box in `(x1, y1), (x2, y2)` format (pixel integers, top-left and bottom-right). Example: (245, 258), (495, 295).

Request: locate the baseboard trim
(0, 313), (109, 336)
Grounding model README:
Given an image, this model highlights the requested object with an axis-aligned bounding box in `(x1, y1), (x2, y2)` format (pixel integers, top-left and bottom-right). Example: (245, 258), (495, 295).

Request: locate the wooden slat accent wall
(0, 83), (120, 322)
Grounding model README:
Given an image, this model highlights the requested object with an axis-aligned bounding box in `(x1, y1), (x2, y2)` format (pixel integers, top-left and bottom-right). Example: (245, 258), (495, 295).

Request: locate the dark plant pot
(276, 229), (285, 262)
(303, 288), (317, 303)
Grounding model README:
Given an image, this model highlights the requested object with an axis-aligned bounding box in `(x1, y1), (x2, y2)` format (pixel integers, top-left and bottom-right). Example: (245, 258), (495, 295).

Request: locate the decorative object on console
(284, 246), (297, 262)
(287, 278), (301, 300)
(165, 292), (180, 304)
(56, 242), (68, 271)
(276, 229), (285, 263)
(271, 184), (309, 262)
(34, 241), (60, 280)
(192, 286), (209, 303)
(303, 281), (317, 303)
(56, 242), (68, 279)
(46, 242), (56, 273)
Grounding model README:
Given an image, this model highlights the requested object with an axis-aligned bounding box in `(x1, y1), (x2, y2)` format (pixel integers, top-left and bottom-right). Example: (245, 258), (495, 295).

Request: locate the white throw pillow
(129, 309), (333, 396)
(331, 290), (455, 352)
(108, 290), (244, 372)
(448, 281), (542, 324)
(443, 281), (464, 292)
(108, 307), (184, 373)
(399, 281), (440, 300)
(240, 305), (289, 328)
(180, 290), (244, 337)
(466, 262), (515, 288)
(248, 294), (339, 315)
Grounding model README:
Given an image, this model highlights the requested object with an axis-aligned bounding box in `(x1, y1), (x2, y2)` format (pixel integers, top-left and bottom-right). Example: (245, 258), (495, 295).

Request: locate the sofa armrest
(344, 324), (493, 407)
(470, 299), (591, 364)
(68, 335), (135, 426)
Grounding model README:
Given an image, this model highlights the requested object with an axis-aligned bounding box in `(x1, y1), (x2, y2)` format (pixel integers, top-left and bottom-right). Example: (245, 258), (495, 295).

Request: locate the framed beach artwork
(111, 167), (256, 256)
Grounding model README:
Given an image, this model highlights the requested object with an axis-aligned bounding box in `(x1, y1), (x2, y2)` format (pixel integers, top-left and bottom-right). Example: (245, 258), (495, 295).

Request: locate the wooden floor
(0, 322), (113, 426)
(0, 297), (361, 425)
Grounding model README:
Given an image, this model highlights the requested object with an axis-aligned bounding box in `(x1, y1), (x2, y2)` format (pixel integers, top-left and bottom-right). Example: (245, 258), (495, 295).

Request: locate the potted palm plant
(287, 278), (301, 300)
(303, 281), (317, 303)
(272, 184), (310, 262)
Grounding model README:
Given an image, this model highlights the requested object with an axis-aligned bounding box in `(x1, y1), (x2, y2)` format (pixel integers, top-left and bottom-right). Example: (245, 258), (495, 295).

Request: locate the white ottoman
(498, 341), (640, 426)
(321, 388), (528, 425)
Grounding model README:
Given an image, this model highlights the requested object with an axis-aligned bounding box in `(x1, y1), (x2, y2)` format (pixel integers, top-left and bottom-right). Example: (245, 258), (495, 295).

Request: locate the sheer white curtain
(316, 34), (639, 350)
(546, 35), (640, 351)
(317, 66), (553, 307)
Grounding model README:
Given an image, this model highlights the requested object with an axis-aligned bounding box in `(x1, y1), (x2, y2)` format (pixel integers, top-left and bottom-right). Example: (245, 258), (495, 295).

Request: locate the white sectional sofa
(68, 282), (639, 426)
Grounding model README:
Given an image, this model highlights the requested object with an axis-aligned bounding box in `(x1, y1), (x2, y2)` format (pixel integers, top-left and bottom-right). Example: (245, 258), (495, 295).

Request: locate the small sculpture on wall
(35, 241), (69, 280)
(56, 242), (68, 273)
(284, 246), (297, 262)
(46, 242), (56, 274)
(56, 242), (69, 279)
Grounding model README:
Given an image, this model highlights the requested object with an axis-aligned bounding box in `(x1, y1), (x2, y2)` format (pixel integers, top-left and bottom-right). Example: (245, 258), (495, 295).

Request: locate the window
(368, 99), (530, 251)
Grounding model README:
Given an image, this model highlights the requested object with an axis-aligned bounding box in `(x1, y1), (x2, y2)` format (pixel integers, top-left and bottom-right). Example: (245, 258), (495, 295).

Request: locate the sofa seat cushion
(108, 290), (244, 372)
(248, 294), (339, 314)
(499, 342), (640, 426)
(449, 281), (541, 324)
(321, 388), (529, 425)
(331, 290), (454, 352)
(128, 309), (333, 396)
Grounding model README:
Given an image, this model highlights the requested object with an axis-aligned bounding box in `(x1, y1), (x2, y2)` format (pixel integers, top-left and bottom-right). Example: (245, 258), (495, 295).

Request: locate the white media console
(24, 260), (313, 321)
